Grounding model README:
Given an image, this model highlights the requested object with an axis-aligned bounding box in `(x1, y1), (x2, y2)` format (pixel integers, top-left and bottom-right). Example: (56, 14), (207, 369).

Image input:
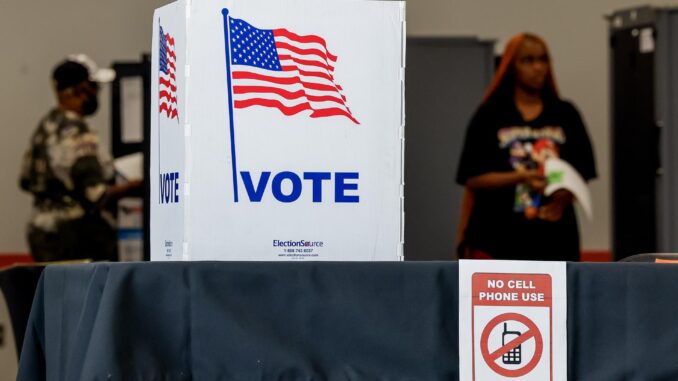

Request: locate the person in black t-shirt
(456, 33), (597, 262)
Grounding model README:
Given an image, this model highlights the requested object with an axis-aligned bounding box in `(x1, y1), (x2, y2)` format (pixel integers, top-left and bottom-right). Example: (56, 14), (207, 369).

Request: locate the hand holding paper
(113, 152), (143, 181)
(544, 158), (593, 220)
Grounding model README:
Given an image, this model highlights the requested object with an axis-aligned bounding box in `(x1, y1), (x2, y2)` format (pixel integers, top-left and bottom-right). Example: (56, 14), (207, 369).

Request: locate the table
(17, 261), (678, 380)
(0, 265), (45, 355)
(0, 265), (45, 380)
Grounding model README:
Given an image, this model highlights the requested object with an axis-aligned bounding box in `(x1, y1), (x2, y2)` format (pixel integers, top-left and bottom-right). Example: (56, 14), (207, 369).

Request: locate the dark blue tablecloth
(16, 262), (678, 380)
(0, 265), (45, 355)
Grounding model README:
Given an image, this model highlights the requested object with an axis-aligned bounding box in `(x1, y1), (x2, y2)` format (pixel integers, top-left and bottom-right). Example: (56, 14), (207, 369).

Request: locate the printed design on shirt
(498, 126), (565, 149)
(498, 126), (565, 218)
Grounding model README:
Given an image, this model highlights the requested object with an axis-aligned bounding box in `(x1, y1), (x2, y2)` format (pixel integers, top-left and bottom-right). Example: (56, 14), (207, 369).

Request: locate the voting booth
(151, 0), (406, 261)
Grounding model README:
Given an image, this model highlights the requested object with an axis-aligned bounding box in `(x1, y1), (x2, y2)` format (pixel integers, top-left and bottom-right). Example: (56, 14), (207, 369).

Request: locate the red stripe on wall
(580, 250), (612, 262)
(0, 254), (32, 269)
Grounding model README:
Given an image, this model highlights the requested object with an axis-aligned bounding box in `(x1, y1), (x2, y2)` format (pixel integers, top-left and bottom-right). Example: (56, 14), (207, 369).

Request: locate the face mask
(82, 95), (99, 116)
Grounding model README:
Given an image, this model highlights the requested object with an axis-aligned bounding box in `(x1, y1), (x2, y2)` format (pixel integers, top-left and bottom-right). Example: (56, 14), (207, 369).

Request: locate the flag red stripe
(311, 108), (359, 124)
(233, 85), (348, 106)
(281, 66), (334, 82)
(275, 42), (336, 66)
(159, 103), (176, 115)
(277, 55), (334, 73)
(166, 49), (176, 60)
(235, 79), (347, 104)
(165, 34), (175, 45)
(159, 78), (176, 91)
(159, 91), (177, 103)
(280, 65), (347, 93)
(160, 105), (178, 119)
(273, 28), (337, 61)
(234, 98), (357, 124)
(235, 98), (312, 116)
(232, 71), (342, 94)
(168, 61), (176, 71)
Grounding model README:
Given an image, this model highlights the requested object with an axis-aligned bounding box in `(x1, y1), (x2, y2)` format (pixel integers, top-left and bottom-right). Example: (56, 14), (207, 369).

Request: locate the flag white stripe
(273, 36), (338, 63)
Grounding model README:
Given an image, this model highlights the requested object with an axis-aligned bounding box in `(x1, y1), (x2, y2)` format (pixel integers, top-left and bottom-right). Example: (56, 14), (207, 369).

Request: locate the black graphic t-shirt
(456, 98), (597, 261)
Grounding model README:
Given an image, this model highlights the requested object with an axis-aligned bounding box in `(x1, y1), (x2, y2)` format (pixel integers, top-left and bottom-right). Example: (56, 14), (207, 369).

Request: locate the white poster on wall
(151, 0), (406, 261)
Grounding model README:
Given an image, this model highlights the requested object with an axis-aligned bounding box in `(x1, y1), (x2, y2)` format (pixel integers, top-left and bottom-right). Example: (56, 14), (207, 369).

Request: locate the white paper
(639, 27), (655, 54)
(118, 197), (143, 228)
(114, 152), (144, 181)
(459, 260), (567, 381)
(121, 77), (144, 143)
(544, 157), (592, 220)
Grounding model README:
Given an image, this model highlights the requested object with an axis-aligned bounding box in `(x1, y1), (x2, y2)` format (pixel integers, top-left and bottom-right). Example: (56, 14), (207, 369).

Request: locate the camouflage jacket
(20, 109), (115, 232)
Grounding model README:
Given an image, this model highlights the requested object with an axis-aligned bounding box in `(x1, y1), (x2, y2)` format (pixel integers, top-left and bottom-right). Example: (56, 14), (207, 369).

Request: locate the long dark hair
(483, 33), (560, 103)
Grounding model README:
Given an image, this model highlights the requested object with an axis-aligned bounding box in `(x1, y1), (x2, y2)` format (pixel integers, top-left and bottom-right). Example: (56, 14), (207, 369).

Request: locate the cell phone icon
(502, 322), (521, 365)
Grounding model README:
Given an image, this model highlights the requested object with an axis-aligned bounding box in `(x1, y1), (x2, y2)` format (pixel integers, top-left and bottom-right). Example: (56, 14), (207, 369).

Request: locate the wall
(0, 0), (167, 253)
(1, 0), (676, 252)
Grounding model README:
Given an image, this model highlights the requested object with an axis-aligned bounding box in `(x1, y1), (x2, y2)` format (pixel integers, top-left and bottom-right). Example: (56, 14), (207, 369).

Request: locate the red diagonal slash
(488, 328), (537, 362)
(480, 312), (544, 377)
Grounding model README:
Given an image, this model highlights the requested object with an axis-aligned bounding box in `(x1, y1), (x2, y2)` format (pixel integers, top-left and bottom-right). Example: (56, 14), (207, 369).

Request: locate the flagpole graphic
(222, 8), (240, 202)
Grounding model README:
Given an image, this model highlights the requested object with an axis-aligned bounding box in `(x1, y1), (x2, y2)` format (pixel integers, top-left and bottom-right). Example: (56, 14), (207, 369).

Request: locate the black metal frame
(110, 55), (152, 261)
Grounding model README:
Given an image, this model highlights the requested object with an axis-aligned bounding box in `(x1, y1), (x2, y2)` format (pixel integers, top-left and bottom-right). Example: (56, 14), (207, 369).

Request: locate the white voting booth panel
(151, 0), (406, 261)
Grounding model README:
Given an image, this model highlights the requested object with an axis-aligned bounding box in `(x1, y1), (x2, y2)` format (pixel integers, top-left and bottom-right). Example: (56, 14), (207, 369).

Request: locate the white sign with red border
(459, 260), (567, 381)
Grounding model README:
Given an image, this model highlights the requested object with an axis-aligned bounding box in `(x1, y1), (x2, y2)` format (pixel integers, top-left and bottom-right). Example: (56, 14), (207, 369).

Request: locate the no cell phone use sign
(459, 261), (567, 381)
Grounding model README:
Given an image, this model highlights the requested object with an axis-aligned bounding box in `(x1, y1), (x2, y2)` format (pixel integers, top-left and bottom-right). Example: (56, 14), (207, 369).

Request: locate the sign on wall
(151, 0), (406, 261)
(459, 260), (567, 381)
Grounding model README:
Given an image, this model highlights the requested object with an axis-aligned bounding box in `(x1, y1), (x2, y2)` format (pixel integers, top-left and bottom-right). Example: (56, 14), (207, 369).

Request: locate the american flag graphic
(226, 17), (359, 124)
(159, 25), (178, 120)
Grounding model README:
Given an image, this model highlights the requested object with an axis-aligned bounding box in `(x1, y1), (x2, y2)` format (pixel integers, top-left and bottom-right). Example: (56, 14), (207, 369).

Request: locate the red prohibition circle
(480, 312), (543, 378)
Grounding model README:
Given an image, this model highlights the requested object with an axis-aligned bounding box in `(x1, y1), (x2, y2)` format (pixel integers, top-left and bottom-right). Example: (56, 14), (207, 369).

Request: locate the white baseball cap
(67, 53), (116, 83)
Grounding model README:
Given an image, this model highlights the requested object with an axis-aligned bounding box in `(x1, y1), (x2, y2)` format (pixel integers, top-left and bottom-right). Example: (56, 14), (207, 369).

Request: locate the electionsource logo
(273, 240), (324, 248)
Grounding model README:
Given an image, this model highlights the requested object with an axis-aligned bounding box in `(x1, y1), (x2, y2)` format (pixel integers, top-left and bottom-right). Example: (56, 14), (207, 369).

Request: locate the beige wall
(0, 0), (167, 253)
(1, 0), (676, 252)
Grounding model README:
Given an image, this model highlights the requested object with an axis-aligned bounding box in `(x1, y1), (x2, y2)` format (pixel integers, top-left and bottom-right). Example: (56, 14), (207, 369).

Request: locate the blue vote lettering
(240, 171), (271, 202)
(240, 171), (358, 203)
(335, 172), (359, 203)
(304, 172), (331, 202)
(159, 172), (180, 204)
(271, 171), (302, 203)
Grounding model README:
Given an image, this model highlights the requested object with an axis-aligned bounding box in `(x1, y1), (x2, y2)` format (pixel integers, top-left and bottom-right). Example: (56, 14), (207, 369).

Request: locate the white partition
(151, 0), (406, 261)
